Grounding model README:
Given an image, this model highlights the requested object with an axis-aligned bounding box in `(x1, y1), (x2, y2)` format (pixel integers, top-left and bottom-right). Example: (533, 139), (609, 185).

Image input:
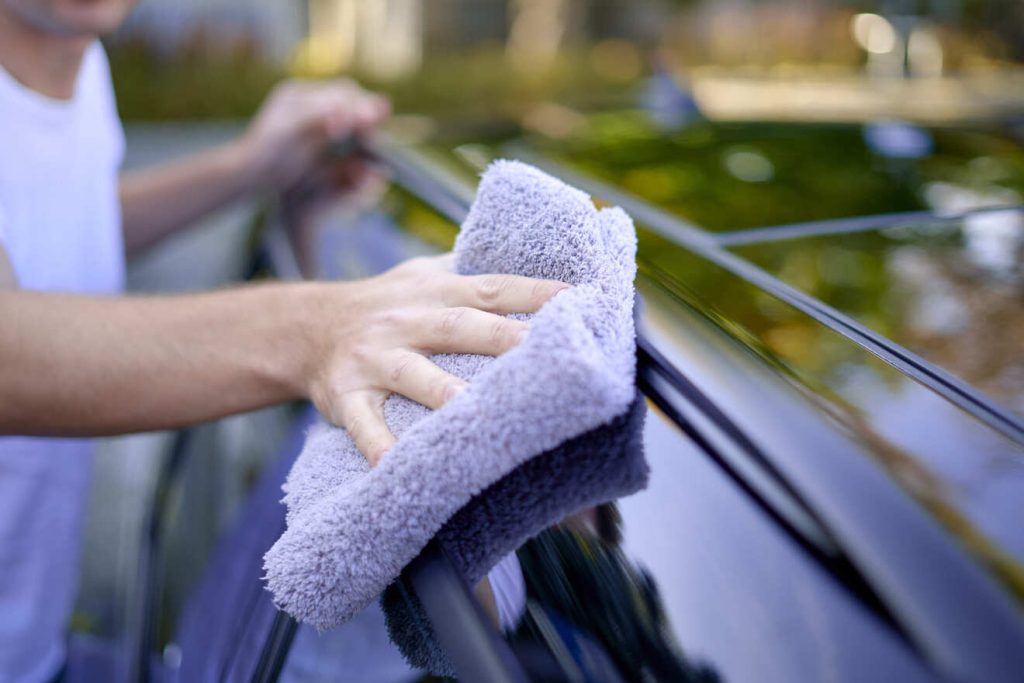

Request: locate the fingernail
(551, 283), (571, 297)
(516, 328), (530, 345)
(444, 383), (466, 402)
(369, 445), (389, 467)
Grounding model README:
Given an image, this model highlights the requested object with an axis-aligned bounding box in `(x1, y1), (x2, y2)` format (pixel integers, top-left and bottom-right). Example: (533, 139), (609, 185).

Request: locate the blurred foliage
(359, 47), (637, 123)
(530, 111), (1024, 231)
(106, 39), (637, 122)
(106, 34), (283, 121)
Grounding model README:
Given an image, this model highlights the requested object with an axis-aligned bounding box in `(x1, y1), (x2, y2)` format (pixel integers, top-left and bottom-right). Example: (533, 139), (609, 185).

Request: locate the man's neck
(0, 7), (91, 100)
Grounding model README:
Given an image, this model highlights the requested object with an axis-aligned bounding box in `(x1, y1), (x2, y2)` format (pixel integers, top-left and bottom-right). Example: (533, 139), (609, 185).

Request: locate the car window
(730, 210), (1024, 418)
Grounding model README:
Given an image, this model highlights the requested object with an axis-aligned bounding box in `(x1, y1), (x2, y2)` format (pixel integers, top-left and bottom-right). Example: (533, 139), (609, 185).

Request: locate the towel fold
(382, 390), (647, 675)
(263, 160), (647, 660)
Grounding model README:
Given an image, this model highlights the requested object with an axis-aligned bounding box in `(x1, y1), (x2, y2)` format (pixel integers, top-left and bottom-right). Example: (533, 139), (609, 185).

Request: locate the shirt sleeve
(0, 203), (16, 287)
(87, 41), (126, 169)
(0, 202), (8, 249)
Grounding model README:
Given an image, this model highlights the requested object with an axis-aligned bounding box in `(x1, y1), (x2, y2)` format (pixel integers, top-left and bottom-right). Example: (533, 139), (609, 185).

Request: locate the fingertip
(367, 439), (394, 467)
(342, 392), (396, 466)
(442, 382), (466, 403)
(544, 281), (572, 302)
(531, 280), (571, 309)
(365, 426), (396, 466)
(515, 326), (529, 346)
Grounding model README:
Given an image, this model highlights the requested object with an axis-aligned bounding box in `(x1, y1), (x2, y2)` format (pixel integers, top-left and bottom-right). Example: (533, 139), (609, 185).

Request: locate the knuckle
(371, 309), (405, 332)
(389, 353), (418, 386)
(531, 280), (553, 306)
(413, 274), (436, 295)
(350, 343), (373, 367)
(343, 409), (365, 440)
(490, 319), (512, 347)
(437, 308), (468, 339)
(435, 382), (452, 406)
(321, 379), (345, 411)
(477, 275), (509, 303)
(313, 381), (343, 426)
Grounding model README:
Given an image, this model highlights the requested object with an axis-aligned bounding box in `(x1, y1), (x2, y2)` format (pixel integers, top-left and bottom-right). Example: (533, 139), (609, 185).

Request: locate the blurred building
(117, 0), (671, 78)
(118, 0), (305, 63)
(300, 0), (423, 79)
(113, 0), (1022, 82)
(297, 0), (669, 79)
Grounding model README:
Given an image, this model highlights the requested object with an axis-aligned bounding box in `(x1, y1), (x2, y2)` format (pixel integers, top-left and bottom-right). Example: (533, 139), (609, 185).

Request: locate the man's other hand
(241, 78), (390, 193)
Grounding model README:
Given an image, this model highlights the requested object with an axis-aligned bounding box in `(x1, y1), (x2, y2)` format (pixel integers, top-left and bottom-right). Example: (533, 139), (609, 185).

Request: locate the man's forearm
(120, 139), (259, 257)
(0, 283), (323, 436)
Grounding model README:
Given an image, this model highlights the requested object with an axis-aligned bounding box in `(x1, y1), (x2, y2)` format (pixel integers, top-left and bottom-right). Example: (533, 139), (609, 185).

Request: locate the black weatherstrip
(714, 204), (1024, 247)
(405, 542), (530, 683)
(251, 611), (298, 683)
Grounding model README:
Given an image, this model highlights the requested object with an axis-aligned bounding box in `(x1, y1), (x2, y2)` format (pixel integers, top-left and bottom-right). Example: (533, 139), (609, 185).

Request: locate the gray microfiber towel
(263, 159), (648, 653)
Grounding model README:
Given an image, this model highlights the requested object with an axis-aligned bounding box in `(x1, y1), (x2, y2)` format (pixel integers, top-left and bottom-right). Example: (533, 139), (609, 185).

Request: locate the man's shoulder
(83, 41), (112, 76)
(77, 41), (125, 161)
(80, 41), (116, 102)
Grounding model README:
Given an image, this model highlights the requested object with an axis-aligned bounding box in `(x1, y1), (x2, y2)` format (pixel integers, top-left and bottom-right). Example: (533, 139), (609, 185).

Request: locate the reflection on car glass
(511, 505), (720, 683)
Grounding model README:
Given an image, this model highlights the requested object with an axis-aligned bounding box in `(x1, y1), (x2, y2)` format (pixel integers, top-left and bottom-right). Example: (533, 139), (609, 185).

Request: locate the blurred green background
(105, 0), (1024, 226)
(107, 0), (1024, 122)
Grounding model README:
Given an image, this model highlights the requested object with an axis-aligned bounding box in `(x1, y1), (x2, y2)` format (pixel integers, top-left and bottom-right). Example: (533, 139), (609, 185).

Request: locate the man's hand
(241, 78), (390, 193)
(120, 78), (389, 256)
(303, 255), (568, 465)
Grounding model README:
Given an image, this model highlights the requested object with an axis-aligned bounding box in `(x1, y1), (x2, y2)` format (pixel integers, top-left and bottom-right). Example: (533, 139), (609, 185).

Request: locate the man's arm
(119, 140), (257, 256)
(120, 79), (388, 257)
(0, 255), (567, 464)
(0, 283), (314, 433)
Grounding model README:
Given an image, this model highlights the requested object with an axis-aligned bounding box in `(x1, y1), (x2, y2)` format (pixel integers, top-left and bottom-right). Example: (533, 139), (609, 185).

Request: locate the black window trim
(715, 205), (1024, 247)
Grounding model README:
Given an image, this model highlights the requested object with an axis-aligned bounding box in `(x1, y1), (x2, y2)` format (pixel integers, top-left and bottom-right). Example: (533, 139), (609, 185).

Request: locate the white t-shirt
(0, 41), (125, 683)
